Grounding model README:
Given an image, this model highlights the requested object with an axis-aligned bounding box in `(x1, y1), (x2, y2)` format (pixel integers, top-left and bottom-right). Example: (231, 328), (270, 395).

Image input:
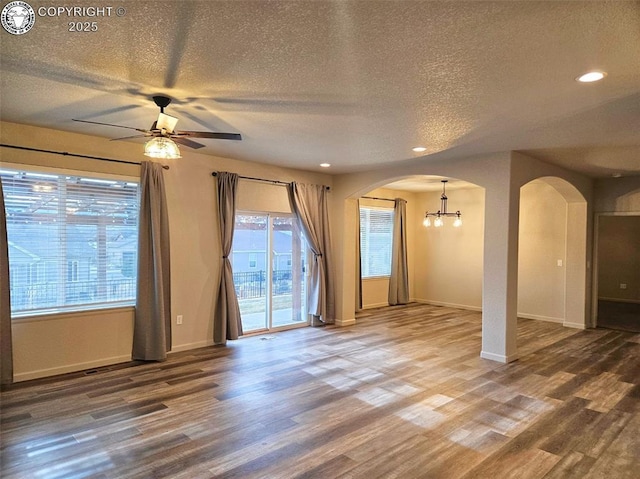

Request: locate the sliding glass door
(232, 212), (308, 333)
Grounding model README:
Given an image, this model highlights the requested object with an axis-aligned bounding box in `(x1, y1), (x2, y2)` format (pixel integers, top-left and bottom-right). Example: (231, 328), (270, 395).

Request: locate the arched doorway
(518, 177), (589, 330)
(354, 176), (484, 312)
(330, 151), (592, 363)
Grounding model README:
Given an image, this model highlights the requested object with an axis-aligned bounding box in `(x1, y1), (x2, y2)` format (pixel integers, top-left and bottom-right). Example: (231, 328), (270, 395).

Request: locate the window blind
(0, 168), (139, 316)
(359, 206), (394, 278)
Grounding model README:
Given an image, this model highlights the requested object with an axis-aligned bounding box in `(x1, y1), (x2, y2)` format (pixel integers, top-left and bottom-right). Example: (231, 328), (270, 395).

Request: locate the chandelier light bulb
(434, 217), (443, 227)
(453, 217), (462, 227)
(423, 216), (431, 227)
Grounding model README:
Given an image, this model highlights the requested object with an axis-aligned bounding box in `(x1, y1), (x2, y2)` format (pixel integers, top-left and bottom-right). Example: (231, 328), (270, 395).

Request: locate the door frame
(592, 212), (640, 328)
(233, 210), (310, 334)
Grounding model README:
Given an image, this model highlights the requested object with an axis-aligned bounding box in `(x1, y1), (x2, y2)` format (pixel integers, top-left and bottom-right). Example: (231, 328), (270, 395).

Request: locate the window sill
(11, 303), (135, 322)
(362, 276), (391, 281)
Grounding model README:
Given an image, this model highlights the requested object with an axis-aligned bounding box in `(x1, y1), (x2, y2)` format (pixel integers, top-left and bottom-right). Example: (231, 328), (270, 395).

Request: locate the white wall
(408, 180), (569, 322)
(518, 180), (567, 323)
(1, 121), (331, 380)
(11, 308), (134, 380)
(413, 186), (484, 310)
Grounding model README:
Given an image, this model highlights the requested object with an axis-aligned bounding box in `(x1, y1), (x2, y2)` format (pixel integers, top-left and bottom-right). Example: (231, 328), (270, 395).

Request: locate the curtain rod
(361, 195), (396, 202)
(0, 144), (169, 170)
(212, 171), (330, 190)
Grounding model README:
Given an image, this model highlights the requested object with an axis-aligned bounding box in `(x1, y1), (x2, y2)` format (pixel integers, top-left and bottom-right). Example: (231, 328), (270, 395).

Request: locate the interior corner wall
(413, 186), (484, 310)
(1, 121), (332, 380)
(517, 180), (567, 323)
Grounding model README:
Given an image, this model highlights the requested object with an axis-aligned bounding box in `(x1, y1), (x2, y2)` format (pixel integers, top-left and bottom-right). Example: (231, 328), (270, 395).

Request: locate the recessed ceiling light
(576, 71), (607, 83)
(612, 173), (622, 178)
(320, 163), (331, 168)
(412, 146), (427, 152)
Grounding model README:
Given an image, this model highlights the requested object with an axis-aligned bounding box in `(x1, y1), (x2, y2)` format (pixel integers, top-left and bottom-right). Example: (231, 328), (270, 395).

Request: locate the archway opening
(355, 175), (485, 313)
(518, 176), (589, 339)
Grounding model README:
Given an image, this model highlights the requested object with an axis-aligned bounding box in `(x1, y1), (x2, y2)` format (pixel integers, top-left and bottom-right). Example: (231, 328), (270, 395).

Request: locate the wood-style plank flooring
(1, 303), (639, 478)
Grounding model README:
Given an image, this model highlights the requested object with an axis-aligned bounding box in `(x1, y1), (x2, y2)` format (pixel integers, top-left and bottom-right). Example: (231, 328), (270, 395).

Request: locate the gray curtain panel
(132, 161), (172, 361)
(389, 198), (409, 305)
(288, 182), (335, 325)
(213, 172), (242, 344)
(0, 179), (13, 384)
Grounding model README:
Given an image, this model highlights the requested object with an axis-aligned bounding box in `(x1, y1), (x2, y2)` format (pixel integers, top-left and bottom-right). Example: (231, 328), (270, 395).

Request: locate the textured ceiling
(1, 0), (639, 179)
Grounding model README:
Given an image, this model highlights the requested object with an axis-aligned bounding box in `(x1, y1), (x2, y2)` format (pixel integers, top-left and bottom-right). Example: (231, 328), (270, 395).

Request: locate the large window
(1, 168), (139, 316)
(360, 206), (394, 278)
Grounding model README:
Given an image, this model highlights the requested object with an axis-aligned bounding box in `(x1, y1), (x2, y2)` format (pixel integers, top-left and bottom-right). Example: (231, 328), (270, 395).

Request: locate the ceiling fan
(73, 95), (242, 150)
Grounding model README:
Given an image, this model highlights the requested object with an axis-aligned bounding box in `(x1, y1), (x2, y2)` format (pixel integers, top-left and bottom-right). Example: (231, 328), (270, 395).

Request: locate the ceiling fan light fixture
(144, 137), (182, 159)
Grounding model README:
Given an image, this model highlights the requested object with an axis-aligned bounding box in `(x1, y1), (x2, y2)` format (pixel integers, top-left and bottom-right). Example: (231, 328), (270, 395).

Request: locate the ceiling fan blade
(156, 112), (179, 133)
(109, 134), (151, 141)
(72, 118), (149, 133)
(173, 137), (206, 149)
(176, 131), (242, 141)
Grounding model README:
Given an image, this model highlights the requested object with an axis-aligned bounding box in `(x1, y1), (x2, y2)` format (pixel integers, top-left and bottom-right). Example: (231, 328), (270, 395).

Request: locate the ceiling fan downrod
(152, 95), (172, 114)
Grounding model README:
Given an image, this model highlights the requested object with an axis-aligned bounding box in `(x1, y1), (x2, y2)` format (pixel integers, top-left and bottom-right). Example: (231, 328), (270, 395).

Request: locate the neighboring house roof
(6, 224), (136, 262)
(7, 242), (40, 262)
(232, 229), (293, 254)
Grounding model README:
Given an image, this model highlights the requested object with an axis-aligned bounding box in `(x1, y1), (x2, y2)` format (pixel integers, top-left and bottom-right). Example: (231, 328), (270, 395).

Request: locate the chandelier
(423, 180), (462, 228)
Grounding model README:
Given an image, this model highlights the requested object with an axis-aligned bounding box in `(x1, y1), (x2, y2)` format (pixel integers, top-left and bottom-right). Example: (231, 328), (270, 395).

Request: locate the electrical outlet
(620, 284), (627, 290)
(177, 315), (183, 325)
(557, 260), (563, 267)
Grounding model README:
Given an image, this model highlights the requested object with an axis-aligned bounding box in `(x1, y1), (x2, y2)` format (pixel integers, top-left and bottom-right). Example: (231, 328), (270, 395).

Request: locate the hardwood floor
(1, 303), (639, 478)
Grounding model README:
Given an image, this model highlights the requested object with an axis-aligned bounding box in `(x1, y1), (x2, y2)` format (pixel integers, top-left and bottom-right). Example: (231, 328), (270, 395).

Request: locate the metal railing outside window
(233, 269), (293, 299)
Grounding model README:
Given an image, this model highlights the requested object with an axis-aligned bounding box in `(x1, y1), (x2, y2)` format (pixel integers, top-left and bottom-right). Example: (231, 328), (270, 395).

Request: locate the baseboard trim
(480, 350), (519, 363)
(563, 321), (586, 330)
(14, 354), (132, 382)
(335, 317), (357, 327)
(517, 313), (563, 323)
(170, 340), (215, 354)
(415, 299), (482, 312)
(362, 302), (389, 310)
